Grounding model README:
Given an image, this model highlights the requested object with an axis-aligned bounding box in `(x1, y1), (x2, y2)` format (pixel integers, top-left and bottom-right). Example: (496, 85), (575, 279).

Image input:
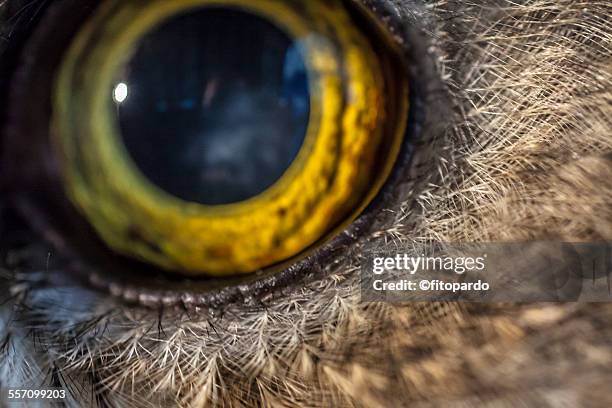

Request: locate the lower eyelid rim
(10, 193), (376, 308)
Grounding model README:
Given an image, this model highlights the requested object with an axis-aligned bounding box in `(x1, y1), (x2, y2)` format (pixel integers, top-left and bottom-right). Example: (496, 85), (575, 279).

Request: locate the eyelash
(0, 0), (431, 309)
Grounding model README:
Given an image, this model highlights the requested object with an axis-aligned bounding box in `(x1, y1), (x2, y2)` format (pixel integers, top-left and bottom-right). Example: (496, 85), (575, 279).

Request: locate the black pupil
(115, 8), (310, 205)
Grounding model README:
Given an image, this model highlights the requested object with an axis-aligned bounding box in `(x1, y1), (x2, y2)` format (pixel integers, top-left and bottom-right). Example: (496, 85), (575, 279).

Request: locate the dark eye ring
(1, 0), (430, 307)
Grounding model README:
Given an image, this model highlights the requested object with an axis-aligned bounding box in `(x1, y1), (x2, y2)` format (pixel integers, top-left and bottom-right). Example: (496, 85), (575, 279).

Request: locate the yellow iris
(53, 0), (408, 277)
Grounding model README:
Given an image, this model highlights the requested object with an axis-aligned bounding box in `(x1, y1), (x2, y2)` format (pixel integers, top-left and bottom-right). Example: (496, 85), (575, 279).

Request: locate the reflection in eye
(52, 0), (409, 278)
(112, 82), (128, 104)
(116, 9), (310, 206)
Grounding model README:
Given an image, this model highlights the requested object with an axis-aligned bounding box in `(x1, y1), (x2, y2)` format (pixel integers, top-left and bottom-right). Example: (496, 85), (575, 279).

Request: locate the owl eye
(44, 0), (409, 278)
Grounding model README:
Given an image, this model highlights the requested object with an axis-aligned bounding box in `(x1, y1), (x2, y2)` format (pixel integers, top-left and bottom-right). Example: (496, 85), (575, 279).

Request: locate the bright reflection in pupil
(115, 8), (310, 205)
(113, 83), (128, 103)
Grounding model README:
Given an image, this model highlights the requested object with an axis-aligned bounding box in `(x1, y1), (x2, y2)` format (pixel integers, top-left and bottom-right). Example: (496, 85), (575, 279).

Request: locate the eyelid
(1, 0), (431, 308)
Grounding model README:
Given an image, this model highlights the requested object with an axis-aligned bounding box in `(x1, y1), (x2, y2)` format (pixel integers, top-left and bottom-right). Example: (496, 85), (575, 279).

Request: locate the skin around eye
(53, 0), (408, 277)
